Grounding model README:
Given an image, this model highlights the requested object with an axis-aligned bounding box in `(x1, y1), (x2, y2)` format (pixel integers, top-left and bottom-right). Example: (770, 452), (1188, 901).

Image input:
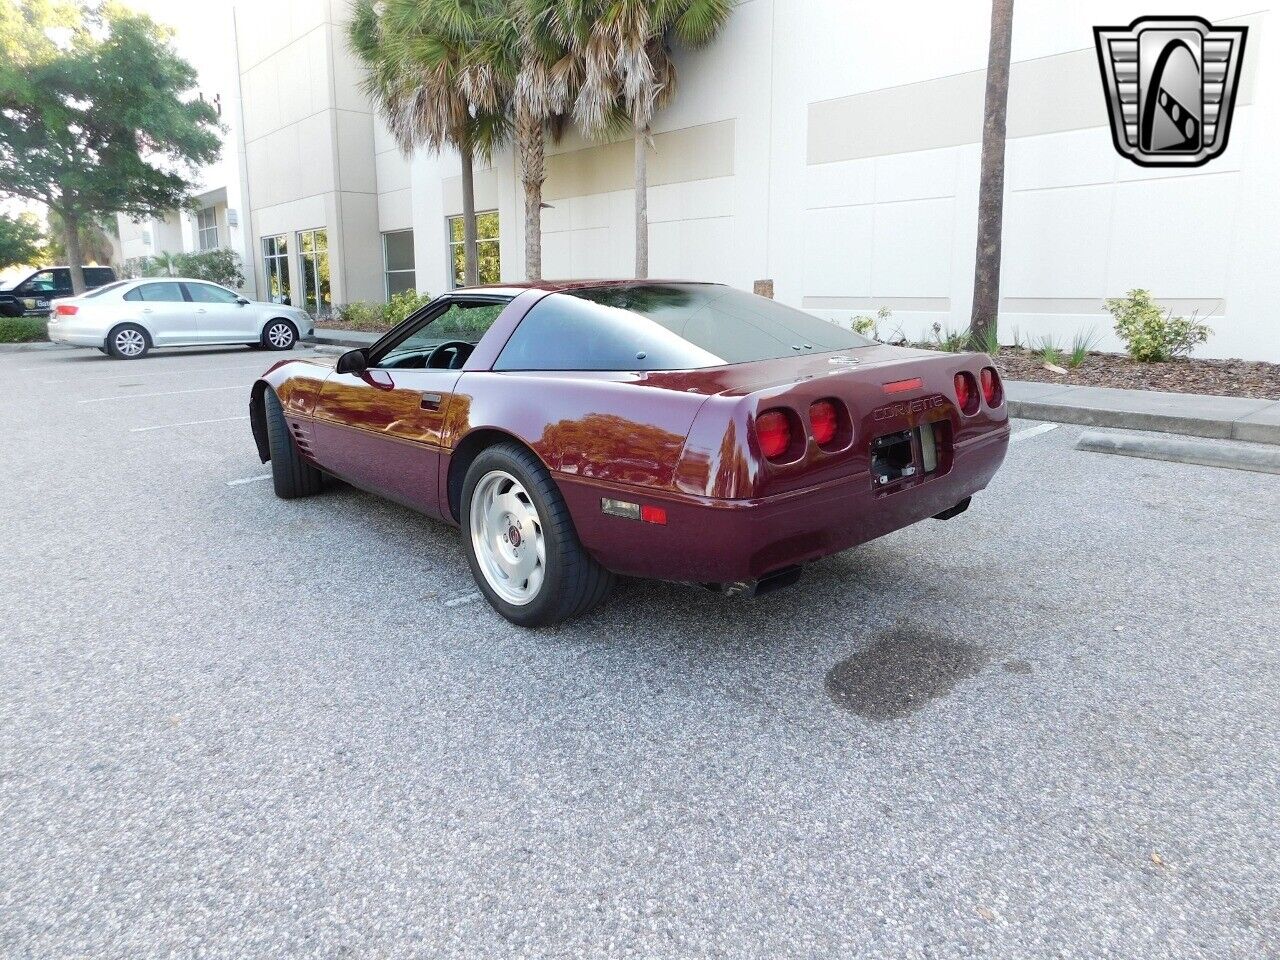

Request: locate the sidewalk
(308, 330), (1280, 446)
(1007, 381), (1280, 446)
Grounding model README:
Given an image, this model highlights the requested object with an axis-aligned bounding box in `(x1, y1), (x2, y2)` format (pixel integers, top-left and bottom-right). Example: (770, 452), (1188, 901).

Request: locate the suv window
(124, 282), (187, 303)
(17, 270), (65, 295)
(184, 282), (240, 304)
(493, 285), (874, 371)
(84, 267), (116, 288)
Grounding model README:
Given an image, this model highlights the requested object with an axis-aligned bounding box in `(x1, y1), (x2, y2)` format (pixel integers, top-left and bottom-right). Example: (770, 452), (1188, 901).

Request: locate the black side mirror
(237, 297), (250, 306)
(336, 348), (368, 375)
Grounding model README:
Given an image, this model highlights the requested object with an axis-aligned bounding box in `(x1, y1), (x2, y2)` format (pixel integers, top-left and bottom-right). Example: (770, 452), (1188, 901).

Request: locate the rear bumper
(46, 326), (105, 347)
(559, 426), (1009, 583)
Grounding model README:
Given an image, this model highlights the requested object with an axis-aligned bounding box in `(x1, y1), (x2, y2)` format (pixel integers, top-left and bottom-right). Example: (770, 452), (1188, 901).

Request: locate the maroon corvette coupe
(249, 281), (1009, 626)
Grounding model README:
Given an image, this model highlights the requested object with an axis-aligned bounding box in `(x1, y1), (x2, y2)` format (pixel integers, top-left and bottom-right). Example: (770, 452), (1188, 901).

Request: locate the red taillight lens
(954, 372), (979, 415)
(809, 399), (838, 446)
(980, 367), (1003, 407)
(640, 504), (667, 525)
(756, 409), (792, 461)
(55, 304), (78, 316)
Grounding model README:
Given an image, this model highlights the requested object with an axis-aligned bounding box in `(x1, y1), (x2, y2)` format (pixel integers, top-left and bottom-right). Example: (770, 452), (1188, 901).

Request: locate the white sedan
(46, 278), (315, 359)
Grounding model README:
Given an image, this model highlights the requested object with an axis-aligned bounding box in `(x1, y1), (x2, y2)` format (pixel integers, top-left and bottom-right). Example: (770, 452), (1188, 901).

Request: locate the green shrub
(1068, 326), (1100, 368)
(931, 322), (968, 353)
(0, 317), (47, 343)
(1105, 289), (1210, 362)
(385, 289), (432, 326)
(851, 305), (891, 340)
(122, 249), (245, 288)
(335, 301), (387, 331)
(1036, 335), (1063, 367)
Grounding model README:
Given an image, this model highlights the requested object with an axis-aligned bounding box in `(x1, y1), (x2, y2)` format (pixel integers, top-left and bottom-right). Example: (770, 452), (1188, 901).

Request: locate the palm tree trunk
(517, 105), (545, 281)
(62, 209), (86, 295)
(459, 145), (480, 287)
(634, 123), (649, 280)
(969, 0), (1014, 345)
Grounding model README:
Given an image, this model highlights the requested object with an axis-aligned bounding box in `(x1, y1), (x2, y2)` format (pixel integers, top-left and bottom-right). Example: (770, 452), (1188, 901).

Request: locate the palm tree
(539, 0), (733, 279)
(144, 251), (183, 278)
(969, 0), (1015, 348)
(349, 0), (508, 288)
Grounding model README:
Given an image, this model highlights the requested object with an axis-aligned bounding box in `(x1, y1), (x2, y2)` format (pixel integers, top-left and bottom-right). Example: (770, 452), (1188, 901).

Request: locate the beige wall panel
(441, 168), (501, 216)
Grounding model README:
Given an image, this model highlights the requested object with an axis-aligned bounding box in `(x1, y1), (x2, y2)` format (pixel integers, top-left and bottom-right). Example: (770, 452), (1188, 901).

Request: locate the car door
(122, 281), (194, 345)
(182, 281), (253, 342)
(310, 297), (511, 518)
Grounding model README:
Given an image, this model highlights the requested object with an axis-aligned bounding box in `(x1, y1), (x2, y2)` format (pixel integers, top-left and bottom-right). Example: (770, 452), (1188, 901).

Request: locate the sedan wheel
(107, 325), (149, 360)
(263, 320), (297, 350)
(470, 470), (546, 606)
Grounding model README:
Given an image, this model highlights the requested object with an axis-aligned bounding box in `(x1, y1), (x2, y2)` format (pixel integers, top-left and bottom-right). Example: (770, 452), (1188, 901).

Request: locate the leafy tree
(43, 208), (114, 266)
(541, 0), (733, 278)
(0, 211), (46, 269)
(969, 0), (1014, 346)
(0, 1), (221, 293)
(350, 0), (508, 287)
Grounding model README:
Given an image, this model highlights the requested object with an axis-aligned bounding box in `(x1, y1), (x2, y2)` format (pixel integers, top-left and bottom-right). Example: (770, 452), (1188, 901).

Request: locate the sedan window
(124, 282), (187, 303)
(184, 282), (241, 304)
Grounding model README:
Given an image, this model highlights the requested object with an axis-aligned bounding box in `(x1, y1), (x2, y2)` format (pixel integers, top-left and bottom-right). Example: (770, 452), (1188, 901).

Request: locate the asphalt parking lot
(2, 344), (1278, 959)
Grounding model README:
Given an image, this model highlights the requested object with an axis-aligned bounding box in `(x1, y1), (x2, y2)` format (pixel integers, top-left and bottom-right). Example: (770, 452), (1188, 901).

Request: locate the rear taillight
(981, 367), (1003, 407)
(954, 372), (979, 415)
(756, 409), (792, 461)
(55, 304), (78, 316)
(809, 399), (838, 446)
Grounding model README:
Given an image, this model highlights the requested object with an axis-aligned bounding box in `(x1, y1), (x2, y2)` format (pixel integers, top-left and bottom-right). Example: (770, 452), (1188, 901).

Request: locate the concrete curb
(1075, 430), (1280, 475)
(308, 329), (380, 349)
(1007, 381), (1280, 447)
(0, 341), (72, 354)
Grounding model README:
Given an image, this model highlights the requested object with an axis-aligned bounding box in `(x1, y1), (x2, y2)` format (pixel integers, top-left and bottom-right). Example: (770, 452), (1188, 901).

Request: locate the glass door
(297, 228), (331, 317)
(262, 235), (292, 305)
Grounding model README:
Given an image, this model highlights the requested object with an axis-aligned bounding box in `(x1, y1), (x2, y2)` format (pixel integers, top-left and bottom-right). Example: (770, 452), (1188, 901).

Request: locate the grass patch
(0, 317), (47, 343)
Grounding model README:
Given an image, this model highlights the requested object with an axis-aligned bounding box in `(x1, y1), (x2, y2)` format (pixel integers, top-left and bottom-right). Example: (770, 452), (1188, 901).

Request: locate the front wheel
(261, 319), (297, 351)
(462, 443), (613, 627)
(264, 389), (323, 499)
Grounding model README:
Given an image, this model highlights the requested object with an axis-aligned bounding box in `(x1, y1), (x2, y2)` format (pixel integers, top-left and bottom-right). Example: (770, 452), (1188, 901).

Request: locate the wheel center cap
(507, 525), (521, 547)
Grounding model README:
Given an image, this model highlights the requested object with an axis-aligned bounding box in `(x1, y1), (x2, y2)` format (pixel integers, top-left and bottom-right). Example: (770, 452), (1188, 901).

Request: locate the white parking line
(443, 591), (482, 608)
(131, 416), (251, 433)
(42, 363), (268, 385)
(227, 474), (272, 487)
(79, 384), (251, 404)
(1010, 423), (1061, 443)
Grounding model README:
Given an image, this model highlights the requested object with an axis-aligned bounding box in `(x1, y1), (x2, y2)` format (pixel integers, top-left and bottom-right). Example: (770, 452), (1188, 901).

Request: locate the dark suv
(0, 266), (118, 317)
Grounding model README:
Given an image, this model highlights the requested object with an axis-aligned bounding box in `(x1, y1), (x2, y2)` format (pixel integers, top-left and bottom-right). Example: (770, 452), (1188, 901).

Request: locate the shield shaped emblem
(1094, 16), (1247, 167)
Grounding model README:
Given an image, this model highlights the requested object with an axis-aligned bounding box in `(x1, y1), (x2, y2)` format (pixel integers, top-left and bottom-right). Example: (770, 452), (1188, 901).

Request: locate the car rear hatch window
(492, 284), (874, 371)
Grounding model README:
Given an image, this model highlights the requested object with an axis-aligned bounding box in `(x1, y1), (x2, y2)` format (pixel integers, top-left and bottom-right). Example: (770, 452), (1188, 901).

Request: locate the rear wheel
(264, 389), (323, 499)
(462, 443), (613, 627)
(106, 324), (149, 360)
(261, 319), (297, 351)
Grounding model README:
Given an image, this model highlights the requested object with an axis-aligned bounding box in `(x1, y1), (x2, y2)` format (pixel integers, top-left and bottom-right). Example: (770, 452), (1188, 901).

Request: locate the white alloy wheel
(469, 469), (547, 606)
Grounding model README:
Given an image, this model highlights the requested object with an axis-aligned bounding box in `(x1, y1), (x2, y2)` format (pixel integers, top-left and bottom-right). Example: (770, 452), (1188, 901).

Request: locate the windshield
(493, 284), (875, 372)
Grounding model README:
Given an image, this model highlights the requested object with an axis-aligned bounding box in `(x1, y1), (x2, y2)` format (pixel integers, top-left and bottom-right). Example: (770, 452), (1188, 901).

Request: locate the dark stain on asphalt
(1002, 659), (1033, 675)
(825, 626), (990, 720)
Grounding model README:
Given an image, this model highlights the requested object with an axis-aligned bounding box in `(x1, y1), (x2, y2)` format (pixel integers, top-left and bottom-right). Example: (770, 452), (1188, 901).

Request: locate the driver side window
(373, 298), (510, 368)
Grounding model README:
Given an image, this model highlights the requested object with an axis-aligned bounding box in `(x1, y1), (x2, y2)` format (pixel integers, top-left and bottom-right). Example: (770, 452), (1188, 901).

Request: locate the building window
(383, 230), (416, 299)
(262, 235), (291, 305)
(448, 211), (500, 289)
(297, 227), (331, 316)
(196, 207), (219, 251)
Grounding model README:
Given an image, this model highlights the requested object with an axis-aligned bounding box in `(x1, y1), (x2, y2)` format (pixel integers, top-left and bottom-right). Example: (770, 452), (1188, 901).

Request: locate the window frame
(195, 207), (219, 251)
(181, 281), (242, 304)
(382, 229), (416, 300)
(365, 292), (513, 368)
(296, 227), (331, 317)
(261, 234), (291, 305)
(445, 211), (501, 290)
(123, 281), (192, 303)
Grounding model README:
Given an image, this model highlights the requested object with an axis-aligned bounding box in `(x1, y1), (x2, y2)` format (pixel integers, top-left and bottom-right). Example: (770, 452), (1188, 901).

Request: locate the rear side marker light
(981, 367), (1003, 406)
(601, 498), (667, 525)
(954, 372), (979, 415)
(883, 377), (923, 394)
(756, 409), (792, 461)
(809, 400), (839, 446)
(55, 304), (78, 316)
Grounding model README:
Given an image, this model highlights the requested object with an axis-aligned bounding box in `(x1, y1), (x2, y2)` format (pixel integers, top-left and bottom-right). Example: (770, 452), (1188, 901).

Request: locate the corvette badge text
(1094, 16), (1247, 167)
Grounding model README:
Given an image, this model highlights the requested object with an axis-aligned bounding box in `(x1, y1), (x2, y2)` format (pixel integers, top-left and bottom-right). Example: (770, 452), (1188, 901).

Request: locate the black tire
(461, 442), (613, 627)
(106, 323), (150, 359)
(261, 318), (298, 351)
(264, 389), (323, 499)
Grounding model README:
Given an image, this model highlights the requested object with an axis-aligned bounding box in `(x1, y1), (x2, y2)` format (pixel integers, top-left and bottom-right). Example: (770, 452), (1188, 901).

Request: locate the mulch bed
(985, 348), (1280, 401)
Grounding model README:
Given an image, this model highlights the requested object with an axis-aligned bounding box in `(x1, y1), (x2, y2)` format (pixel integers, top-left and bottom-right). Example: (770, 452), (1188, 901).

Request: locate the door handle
(420, 393), (443, 411)
(196, 308), (207, 314)
(141, 308), (153, 313)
